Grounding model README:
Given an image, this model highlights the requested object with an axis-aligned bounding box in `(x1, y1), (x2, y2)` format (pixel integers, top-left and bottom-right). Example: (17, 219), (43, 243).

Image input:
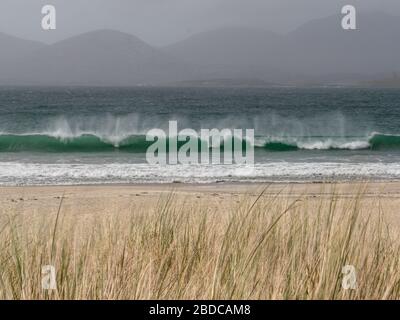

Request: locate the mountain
(279, 12), (400, 76)
(0, 32), (44, 63)
(1, 12), (399, 86)
(361, 73), (400, 88)
(164, 27), (280, 66)
(0, 33), (45, 82)
(1, 30), (194, 86)
(164, 12), (400, 84)
(163, 27), (286, 81)
(166, 78), (276, 88)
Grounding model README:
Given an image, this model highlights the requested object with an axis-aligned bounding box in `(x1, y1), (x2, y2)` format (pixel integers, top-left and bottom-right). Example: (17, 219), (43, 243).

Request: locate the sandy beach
(1, 182), (400, 221)
(1, 181), (400, 300)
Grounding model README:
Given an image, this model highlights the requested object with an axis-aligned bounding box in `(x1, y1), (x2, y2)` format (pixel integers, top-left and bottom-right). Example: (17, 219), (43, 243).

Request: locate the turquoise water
(0, 87), (399, 185)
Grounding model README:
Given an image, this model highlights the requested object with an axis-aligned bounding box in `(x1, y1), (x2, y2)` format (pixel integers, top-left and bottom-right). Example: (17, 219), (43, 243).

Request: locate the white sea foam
(296, 139), (371, 150)
(1, 162), (400, 185)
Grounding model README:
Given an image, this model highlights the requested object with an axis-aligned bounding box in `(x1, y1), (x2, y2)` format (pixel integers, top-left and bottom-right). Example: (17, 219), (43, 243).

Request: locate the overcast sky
(1, 0), (399, 46)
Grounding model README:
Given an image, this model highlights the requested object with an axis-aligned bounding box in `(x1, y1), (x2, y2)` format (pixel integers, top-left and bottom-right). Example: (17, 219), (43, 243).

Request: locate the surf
(259, 133), (400, 151)
(0, 132), (399, 153)
(0, 133), (151, 152)
(0, 133), (248, 153)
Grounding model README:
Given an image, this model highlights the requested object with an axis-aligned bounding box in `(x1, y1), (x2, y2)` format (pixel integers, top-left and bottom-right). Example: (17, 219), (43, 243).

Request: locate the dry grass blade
(0, 183), (399, 300)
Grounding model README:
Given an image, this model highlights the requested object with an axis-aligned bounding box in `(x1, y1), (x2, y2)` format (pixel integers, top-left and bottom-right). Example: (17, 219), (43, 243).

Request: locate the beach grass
(0, 184), (399, 300)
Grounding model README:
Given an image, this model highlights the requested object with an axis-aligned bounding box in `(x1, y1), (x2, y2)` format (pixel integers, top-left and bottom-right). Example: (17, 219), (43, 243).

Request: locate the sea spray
(146, 121), (254, 165)
(0, 132), (399, 153)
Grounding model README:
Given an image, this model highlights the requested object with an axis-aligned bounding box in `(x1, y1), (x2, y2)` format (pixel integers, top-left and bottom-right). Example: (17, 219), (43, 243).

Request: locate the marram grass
(0, 184), (399, 300)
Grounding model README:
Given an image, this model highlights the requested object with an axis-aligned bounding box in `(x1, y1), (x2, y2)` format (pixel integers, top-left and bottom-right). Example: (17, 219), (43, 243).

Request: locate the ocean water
(0, 87), (399, 185)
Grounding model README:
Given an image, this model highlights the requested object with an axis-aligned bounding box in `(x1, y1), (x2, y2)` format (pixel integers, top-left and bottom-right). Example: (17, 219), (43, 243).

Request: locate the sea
(0, 86), (399, 185)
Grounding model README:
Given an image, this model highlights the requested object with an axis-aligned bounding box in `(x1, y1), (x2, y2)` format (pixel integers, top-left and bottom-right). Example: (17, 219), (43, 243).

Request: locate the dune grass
(0, 184), (399, 300)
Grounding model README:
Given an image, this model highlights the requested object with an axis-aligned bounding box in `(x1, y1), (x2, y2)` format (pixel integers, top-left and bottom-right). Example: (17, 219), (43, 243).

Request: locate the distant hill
(279, 12), (400, 76)
(164, 27), (280, 66)
(163, 27), (287, 82)
(0, 32), (44, 63)
(0, 33), (45, 82)
(361, 74), (400, 88)
(0, 30), (193, 86)
(166, 78), (277, 88)
(0, 12), (399, 86)
(164, 12), (400, 84)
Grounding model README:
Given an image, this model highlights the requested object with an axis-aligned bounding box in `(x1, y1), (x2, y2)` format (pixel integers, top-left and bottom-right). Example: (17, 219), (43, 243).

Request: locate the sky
(1, 0), (400, 46)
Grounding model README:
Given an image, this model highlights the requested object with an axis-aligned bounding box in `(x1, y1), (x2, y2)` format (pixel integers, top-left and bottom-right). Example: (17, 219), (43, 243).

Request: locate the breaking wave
(0, 132), (399, 152)
(259, 133), (400, 151)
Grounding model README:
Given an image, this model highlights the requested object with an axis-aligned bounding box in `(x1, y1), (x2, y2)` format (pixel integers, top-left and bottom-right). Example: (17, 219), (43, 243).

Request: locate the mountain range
(0, 12), (399, 86)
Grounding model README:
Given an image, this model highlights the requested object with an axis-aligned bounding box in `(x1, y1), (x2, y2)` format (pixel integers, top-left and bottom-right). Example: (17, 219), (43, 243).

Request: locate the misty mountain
(164, 27), (280, 66)
(280, 12), (400, 76)
(165, 12), (400, 83)
(0, 30), (193, 86)
(0, 32), (44, 62)
(0, 33), (45, 81)
(0, 12), (399, 86)
(163, 27), (289, 82)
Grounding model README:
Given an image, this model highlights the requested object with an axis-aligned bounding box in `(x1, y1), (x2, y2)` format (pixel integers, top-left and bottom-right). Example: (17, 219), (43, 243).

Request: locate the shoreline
(2, 181), (399, 224)
(1, 180), (400, 198)
(1, 178), (400, 187)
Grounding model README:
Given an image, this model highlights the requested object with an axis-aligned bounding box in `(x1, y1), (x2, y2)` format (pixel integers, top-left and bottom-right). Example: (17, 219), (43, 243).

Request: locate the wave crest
(259, 133), (400, 151)
(0, 132), (399, 152)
